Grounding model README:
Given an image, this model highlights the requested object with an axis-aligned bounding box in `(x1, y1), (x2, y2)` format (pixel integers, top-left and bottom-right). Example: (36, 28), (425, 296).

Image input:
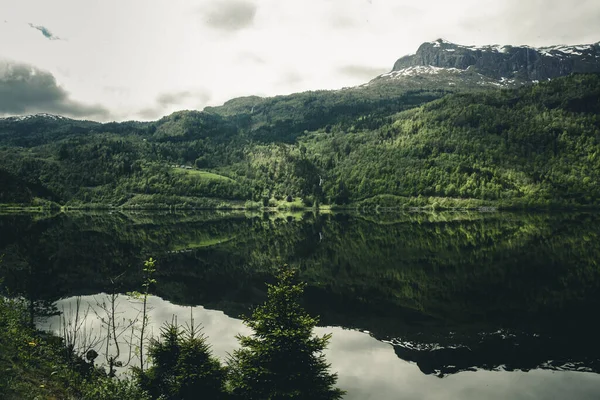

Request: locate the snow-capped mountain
(370, 38), (600, 88)
(0, 113), (71, 122)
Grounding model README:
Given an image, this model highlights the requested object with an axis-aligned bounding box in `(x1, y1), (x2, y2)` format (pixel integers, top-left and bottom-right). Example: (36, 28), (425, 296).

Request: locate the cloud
(200, 0), (257, 32)
(0, 60), (109, 119)
(330, 14), (359, 29)
(136, 90), (212, 120)
(275, 71), (304, 88)
(337, 65), (388, 80)
(1, 0), (598, 122)
(28, 23), (60, 40)
(156, 90), (211, 107)
(136, 107), (164, 121)
(459, 0), (600, 46)
(236, 52), (266, 64)
(390, 4), (424, 18)
(102, 86), (130, 96)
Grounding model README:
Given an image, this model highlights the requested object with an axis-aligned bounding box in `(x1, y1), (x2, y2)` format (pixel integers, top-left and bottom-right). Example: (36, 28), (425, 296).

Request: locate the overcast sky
(0, 0), (599, 121)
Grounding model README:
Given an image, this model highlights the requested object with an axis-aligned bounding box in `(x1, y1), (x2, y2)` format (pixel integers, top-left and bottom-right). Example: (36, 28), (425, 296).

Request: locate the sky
(0, 0), (599, 122)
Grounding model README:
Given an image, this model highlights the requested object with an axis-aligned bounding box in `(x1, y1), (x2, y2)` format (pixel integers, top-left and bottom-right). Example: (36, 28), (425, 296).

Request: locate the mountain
(0, 41), (600, 209)
(369, 38), (600, 88)
(0, 113), (102, 147)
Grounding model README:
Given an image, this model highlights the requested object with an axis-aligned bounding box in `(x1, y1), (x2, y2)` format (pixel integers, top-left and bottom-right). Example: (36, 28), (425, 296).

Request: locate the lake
(1, 210), (600, 399)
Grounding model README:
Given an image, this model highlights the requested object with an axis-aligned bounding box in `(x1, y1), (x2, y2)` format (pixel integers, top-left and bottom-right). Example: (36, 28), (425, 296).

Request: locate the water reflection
(39, 294), (600, 400)
(2, 211), (600, 398)
(390, 331), (600, 377)
(38, 294), (251, 366)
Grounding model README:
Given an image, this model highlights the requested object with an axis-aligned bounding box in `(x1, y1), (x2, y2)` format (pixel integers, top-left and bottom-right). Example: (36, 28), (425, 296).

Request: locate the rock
(391, 38), (600, 82)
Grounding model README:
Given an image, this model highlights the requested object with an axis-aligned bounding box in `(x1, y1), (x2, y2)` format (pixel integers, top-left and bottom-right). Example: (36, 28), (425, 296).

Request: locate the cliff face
(392, 39), (600, 81)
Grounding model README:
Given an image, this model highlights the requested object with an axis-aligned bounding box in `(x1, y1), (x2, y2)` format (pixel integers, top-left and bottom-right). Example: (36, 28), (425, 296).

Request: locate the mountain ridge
(1, 40), (600, 210)
(2, 39), (599, 124)
(378, 38), (600, 86)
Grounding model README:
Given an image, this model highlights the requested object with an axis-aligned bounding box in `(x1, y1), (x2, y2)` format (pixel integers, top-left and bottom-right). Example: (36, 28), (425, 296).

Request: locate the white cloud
(0, 0), (597, 121)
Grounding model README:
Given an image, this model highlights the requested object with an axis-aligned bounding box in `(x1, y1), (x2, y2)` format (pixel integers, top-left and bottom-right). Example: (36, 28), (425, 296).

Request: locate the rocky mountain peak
(429, 38), (456, 46)
(391, 39), (600, 82)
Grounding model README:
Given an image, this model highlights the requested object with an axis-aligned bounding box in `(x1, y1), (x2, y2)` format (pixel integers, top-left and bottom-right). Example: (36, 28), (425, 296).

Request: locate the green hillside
(0, 73), (599, 209)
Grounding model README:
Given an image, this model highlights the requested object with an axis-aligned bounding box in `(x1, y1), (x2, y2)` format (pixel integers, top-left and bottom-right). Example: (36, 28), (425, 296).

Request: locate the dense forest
(1, 73), (600, 209)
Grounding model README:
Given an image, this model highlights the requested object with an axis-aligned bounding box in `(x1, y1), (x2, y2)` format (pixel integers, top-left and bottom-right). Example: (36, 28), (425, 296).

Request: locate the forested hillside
(1, 73), (599, 209)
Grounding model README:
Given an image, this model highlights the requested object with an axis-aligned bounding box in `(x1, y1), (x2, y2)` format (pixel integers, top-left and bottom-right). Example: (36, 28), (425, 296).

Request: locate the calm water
(1, 210), (600, 399)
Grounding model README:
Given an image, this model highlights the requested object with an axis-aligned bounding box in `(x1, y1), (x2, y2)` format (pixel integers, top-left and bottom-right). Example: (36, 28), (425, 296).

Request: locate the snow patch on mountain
(428, 39), (511, 54)
(424, 39), (597, 60)
(379, 65), (462, 78)
(537, 44), (597, 57)
(1, 113), (69, 122)
(429, 38), (455, 48)
(369, 65), (524, 89)
(462, 44), (509, 53)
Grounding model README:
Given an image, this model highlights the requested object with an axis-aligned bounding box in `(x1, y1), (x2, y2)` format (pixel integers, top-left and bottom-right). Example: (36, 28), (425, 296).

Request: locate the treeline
(1, 73), (599, 208)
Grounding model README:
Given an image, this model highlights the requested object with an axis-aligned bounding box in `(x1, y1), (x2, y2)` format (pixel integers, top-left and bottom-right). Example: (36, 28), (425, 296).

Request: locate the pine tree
(139, 321), (227, 399)
(228, 265), (345, 400)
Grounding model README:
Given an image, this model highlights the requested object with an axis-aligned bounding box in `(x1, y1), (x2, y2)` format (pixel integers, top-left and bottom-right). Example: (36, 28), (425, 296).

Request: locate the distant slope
(0, 70), (599, 208)
(327, 73), (600, 208)
(202, 86), (449, 143)
(0, 114), (102, 147)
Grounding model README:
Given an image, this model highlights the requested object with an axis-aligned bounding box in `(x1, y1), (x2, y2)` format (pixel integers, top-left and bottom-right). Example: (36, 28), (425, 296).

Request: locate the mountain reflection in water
(1, 210), (600, 399)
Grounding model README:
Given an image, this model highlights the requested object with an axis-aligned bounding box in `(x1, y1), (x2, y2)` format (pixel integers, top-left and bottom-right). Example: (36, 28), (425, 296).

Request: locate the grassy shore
(5, 193), (600, 214)
(0, 297), (146, 399)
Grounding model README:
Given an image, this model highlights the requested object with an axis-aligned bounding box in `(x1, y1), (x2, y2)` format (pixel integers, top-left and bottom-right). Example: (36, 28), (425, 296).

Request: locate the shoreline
(3, 202), (600, 214)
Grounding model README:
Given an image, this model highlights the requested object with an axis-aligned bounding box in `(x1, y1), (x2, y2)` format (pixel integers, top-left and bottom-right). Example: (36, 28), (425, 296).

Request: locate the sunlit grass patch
(171, 168), (234, 182)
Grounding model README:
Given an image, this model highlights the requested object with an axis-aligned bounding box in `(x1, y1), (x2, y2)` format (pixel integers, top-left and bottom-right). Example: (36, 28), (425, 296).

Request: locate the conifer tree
(139, 321), (227, 399)
(228, 265), (345, 400)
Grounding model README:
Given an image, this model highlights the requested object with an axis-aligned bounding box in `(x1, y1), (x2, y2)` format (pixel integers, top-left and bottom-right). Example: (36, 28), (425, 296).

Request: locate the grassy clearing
(171, 168), (235, 182)
(260, 197), (308, 211)
(120, 194), (245, 209)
